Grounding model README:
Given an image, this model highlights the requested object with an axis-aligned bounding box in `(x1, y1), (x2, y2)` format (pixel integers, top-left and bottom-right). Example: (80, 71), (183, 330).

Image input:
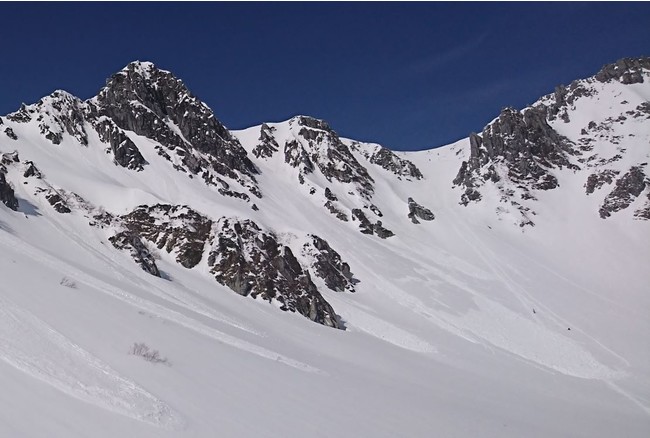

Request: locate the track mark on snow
(0, 296), (183, 429)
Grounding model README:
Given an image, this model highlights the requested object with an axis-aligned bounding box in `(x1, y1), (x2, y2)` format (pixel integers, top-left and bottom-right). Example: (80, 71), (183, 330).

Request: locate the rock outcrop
(288, 116), (375, 199)
(0, 172), (18, 211)
(208, 218), (343, 329)
(353, 142), (423, 180)
(407, 197), (435, 224)
(595, 57), (650, 85)
(351, 208), (394, 238)
(252, 124), (279, 159)
(89, 61), (259, 196)
(120, 204), (212, 268)
(302, 235), (357, 293)
(109, 231), (161, 277)
(599, 167), (647, 218)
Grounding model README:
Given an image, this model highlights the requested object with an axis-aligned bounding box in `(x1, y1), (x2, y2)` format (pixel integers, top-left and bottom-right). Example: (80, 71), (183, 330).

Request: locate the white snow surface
(0, 66), (649, 437)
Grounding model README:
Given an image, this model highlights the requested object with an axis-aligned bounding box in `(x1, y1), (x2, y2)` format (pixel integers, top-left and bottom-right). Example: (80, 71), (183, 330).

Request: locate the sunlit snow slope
(0, 58), (648, 437)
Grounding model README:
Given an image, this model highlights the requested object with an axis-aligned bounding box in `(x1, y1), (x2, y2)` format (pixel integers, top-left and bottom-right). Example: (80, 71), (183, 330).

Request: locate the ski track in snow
(447, 216), (621, 380)
(338, 301), (436, 354)
(0, 295), (183, 429)
(0, 232), (321, 374)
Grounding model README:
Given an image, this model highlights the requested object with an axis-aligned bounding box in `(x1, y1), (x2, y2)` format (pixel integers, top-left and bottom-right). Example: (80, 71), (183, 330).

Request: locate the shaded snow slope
(0, 58), (648, 437)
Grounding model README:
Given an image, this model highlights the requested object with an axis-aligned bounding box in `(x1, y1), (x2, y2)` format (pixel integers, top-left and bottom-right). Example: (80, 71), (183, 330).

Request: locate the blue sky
(1, 3), (648, 150)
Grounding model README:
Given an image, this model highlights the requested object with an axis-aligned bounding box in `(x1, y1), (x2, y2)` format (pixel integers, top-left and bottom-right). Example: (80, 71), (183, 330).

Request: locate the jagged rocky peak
(207, 218), (343, 329)
(91, 61), (259, 190)
(37, 91), (89, 146)
(286, 115), (375, 199)
(6, 90), (89, 146)
(542, 57), (650, 124)
(454, 106), (576, 207)
(595, 57), (650, 85)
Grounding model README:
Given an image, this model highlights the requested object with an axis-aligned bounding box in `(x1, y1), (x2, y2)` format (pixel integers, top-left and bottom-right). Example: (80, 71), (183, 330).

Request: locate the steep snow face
(0, 58), (649, 438)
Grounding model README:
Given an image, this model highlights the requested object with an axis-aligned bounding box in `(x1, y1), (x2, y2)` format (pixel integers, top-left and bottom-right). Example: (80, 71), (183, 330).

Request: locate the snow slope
(0, 58), (648, 437)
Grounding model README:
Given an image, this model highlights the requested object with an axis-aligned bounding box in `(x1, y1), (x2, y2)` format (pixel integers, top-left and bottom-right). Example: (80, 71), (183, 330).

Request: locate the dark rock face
(293, 116), (375, 199)
(324, 187), (337, 201)
(354, 143), (423, 180)
(120, 204), (212, 268)
(284, 139), (315, 175)
(407, 197), (435, 224)
(465, 107), (571, 189)
(595, 57), (650, 84)
(207, 219), (342, 329)
(373, 221), (395, 238)
(90, 62), (258, 193)
(324, 200), (348, 221)
(5, 104), (32, 123)
(35, 91), (89, 146)
(93, 119), (147, 170)
(4, 127), (17, 140)
(44, 191), (72, 214)
(0, 173), (18, 211)
(453, 107), (576, 225)
(252, 124), (279, 159)
(303, 235), (357, 293)
(23, 161), (42, 179)
(351, 208), (394, 238)
(599, 167), (647, 218)
(109, 231), (161, 277)
(585, 169), (620, 194)
(352, 208), (374, 234)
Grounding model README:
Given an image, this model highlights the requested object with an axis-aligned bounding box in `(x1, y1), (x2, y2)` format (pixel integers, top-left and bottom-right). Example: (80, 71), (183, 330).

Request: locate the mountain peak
(90, 60), (260, 191)
(98, 60), (188, 107)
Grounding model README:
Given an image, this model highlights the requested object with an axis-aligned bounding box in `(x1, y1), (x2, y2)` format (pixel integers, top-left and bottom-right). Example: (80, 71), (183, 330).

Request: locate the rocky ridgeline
(453, 56), (650, 225)
(453, 107), (576, 225)
(284, 116), (376, 199)
(350, 142), (423, 181)
(5, 61), (262, 200)
(90, 61), (261, 199)
(544, 57), (650, 124)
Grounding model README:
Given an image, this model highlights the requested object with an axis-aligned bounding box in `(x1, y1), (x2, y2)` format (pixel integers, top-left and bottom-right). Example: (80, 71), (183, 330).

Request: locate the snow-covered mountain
(0, 57), (648, 437)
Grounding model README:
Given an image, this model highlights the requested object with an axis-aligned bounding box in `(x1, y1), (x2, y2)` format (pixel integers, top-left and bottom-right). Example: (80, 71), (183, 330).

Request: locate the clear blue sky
(1, 3), (648, 150)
